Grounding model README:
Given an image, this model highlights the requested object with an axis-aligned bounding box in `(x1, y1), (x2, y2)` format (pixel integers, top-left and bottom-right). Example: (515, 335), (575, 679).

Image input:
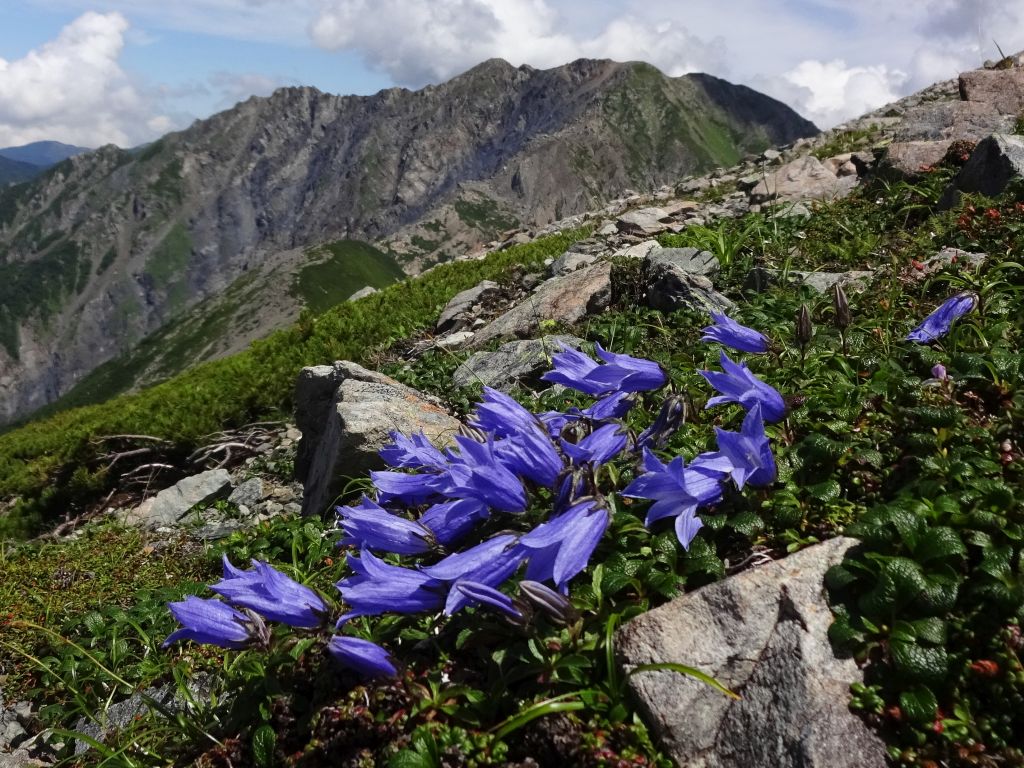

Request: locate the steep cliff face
(0, 58), (816, 424)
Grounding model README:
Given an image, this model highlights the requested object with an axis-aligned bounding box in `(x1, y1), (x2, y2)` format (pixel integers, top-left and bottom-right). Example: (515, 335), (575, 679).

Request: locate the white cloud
(0, 12), (172, 147)
(759, 59), (909, 129)
(309, 0), (726, 86)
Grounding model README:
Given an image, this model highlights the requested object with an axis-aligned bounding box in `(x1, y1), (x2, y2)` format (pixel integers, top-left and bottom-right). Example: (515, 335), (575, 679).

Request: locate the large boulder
(469, 262), (612, 348)
(617, 207), (672, 236)
(296, 362), (460, 516)
(452, 335), (585, 391)
(616, 537), (886, 768)
(952, 133), (1024, 197)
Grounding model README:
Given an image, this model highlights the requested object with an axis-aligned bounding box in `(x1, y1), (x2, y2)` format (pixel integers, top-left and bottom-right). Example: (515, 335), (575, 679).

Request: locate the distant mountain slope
(0, 157), (39, 186)
(0, 58), (816, 425)
(0, 140), (91, 168)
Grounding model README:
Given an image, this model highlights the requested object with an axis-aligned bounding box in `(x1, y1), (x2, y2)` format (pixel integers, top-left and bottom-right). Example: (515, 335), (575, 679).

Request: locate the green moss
(410, 235), (440, 253)
(292, 239), (406, 314)
(811, 126), (880, 159)
(144, 223), (192, 289)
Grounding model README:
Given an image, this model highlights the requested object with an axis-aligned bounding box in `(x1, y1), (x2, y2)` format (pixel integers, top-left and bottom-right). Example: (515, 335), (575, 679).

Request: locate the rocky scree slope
(0, 58), (815, 427)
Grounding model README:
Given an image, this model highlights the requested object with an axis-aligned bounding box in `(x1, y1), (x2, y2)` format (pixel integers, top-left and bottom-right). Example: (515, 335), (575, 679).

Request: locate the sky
(1, 0), (1023, 148)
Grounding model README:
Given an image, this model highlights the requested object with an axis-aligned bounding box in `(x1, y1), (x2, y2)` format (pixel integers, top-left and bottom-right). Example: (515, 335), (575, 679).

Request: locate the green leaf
(627, 662), (739, 700)
(910, 617), (947, 646)
(806, 479), (842, 503)
(913, 527), (966, 564)
(728, 510), (764, 537)
(890, 639), (949, 685)
(899, 685), (938, 725)
(251, 724), (277, 768)
(388, 751), (435, 768)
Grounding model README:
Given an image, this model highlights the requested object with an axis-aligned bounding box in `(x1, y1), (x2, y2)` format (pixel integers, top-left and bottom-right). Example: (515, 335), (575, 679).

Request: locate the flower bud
(518, 580), (579, 626)
(833, 284), (851, 331)
(796, 304), (813, 347)
(931, 363), (948, 381)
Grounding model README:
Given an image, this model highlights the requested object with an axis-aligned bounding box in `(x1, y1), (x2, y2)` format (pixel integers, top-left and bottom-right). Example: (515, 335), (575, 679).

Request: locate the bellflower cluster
(701, 312), (770, 354)
(166, 332), (783, 678)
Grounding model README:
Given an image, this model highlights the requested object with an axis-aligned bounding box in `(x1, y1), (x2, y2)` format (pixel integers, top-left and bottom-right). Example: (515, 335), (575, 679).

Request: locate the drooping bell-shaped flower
(700, 351), (787, 423)
(560, 423), (629, 468)
(336, 549), (445, 619)
(700, 312), (769, 354)
(519, 499), (609, 592)
(327, 635), (398, 677)
(337, 496), (434, 555)
(906, 293), (977, 343)
(542, 344), (666, 396)
(163, 596), (264, 649)
(711, 404), (777, 489)
(211, 557), (327, 628)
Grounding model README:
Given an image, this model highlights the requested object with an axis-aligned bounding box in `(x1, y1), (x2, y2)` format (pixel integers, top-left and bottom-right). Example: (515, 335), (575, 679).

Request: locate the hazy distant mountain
(0, 140), (91, 168)
(0, 58), (817, 424)
(0, 156), (41, 186)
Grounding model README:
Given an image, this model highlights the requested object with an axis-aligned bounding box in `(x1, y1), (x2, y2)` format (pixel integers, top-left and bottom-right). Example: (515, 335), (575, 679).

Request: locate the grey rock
(613, 240), (661, 260)
(761, 148), (782, 163)
(617, 207), (671, 236)
(299, 361), (460, 515)
(894, 100), (1010, 142)
(881, 140), (950, 177)
(435, 280), (502, 334)
(644, 250), (734, 315)
(648, 247), (719, 278)
(347, 285), (378, 301)
(919, 247), (987, 276)
(452, 335), (585, 390)
(616, 537), (886, 768)
(228, 477), (265, 508)
(73, 676), (215, 755)
(549, 250), (598, 276)
(121, 469), (232, 529)
(435, 330), (475, 349)
(953, 133), (1024, 197)
(469, 262), (612, 348)
(749, 155), (856, 203)
(745, 268), (873, 294)
(959, 68), (1024, 114)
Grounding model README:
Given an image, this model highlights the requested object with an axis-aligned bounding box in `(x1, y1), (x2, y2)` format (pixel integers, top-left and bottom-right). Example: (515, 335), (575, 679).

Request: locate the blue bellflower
(560, 423), (629, 467)
(379, 431), (448, 470)
(906, 293), (977, 343)
(163, 596), (263, 649)
(419, 498), (490, 546)
(454, 581), (525, 621)
(520, 499), (609, 592)
(211, 557), (327, 628)
(327, 635), (398, 677)
(473, 390), (564, 488)
(337, 496), (434, 555)
(442, 435), (528, 512)
(542, 344), (667, 396)
(701, 351), (787, 423)
(622, 449), (728, 549)
(422, 534), (526, 614)
(701, 312), (770, 354)
(336, 549), (445, 618)
(711, 404), (777, 489)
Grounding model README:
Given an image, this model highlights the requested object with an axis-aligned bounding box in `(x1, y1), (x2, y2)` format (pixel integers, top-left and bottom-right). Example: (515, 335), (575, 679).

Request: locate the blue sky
(1, 0), (1021, 148)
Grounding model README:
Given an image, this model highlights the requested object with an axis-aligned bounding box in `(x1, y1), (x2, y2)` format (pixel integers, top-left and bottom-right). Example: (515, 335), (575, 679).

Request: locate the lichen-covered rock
(617, 207), (672, 236)
(121, 469), (232, 529)
(959, 68), (1024, 115)
(953, 133), (1024, 197)
(435, 280), (502, 333)
(469, 262), (612, 348)
(452, 335), (585, 391)
(745, 267), (873, 294)
(749, 155), (857, 203)
(616, 537), (886, 768)
(297, 362), (460, 516)
(644, 249), (733, 314)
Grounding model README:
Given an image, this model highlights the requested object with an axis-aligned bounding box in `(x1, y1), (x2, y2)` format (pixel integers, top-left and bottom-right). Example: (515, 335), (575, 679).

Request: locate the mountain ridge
(0, 58), (817, 425)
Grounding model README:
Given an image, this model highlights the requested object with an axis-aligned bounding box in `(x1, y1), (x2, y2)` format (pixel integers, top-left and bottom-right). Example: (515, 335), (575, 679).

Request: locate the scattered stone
(761, 148), (782, 163)
(228, 477), (264, 508)
(616, 207), (671, 236)
(469, 262), (612, 348)
(347, 285), (378, 302)
(613, 240), (661, 260)
(744, 268), (873, 294)
(121, 469), (232, 529)
(435, 330), (475, 349)
(648, 247), (719, 278)
(297, 361), (461, 515)
(452, 335), (585, 391)
(749, 155), (857, 203)
(435, 280), (502, 334)
(616, 537), (886, 768)
(916, 247), (987, 278)
(959, 68), (1024, 115)
(549, 250), (598, 276)
(595, 220), (618, 236)
(881, 140), (950, 176)
(72, 676), (216, 756)
(952, 133), (1024, 197)
(644, 249), (734, 315)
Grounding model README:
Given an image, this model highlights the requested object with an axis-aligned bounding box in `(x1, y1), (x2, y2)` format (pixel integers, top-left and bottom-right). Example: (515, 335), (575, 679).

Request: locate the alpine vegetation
(165, 338), (783, 674)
